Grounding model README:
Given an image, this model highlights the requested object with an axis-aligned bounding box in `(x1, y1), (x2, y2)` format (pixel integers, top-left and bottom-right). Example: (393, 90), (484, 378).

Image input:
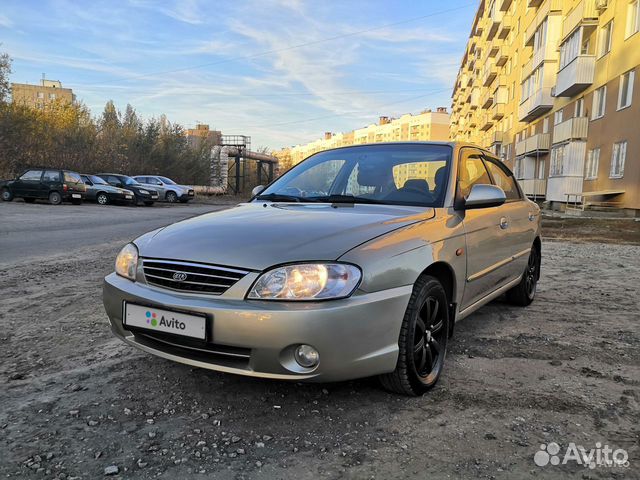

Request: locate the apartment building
(11, 79), (75, 108)
(451, 0), (640, 214)
(274, 108), (451, 167)
(186, 123), (222, 149)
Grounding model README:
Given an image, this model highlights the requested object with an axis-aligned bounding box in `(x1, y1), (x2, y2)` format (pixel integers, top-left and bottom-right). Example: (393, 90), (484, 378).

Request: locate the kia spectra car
(103, 142), (541, 395)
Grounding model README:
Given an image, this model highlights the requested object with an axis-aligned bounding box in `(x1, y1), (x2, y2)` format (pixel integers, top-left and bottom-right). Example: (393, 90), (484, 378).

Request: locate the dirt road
(1, 201), (639, 479)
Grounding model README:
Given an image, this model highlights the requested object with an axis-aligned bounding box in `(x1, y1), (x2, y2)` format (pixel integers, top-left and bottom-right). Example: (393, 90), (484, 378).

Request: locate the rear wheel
(1, 188), (13, 202)
(49, 191), (62, 205)
(166, 191), (178, 203)
(97, 192), (109, 205)
(379, 275), (449, 396)
(24, 197), (36, 204)
(506, 245), (540, 306)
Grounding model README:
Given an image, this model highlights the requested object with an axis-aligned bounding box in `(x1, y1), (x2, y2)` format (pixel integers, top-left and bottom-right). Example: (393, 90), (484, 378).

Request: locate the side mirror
(251, 185), (266, 197)
(464, 184), (506, 209)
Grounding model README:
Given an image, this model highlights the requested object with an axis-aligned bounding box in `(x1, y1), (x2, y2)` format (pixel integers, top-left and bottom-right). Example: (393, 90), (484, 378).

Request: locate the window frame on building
(610, 141), (627, 178)
(585, 148), (600, 180)
(554, 110), (564, 125)
(591, 86), (607, 120)
(625, 0), (639, 39)
(617, 69), (635, 110)
(575, 98), (585, 117)
(550, 143), (566, 177)
(598, 20), (613, 57)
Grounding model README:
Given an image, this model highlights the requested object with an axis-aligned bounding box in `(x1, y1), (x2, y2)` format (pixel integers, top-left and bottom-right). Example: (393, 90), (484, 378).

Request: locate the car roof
(308, 141), (492, 156)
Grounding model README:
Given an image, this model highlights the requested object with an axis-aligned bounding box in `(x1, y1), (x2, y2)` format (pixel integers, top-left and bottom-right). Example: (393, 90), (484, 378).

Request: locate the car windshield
(121, 176), (139, 186)
(257, 144), (452, 207)
(89, 175), (108, 185)
(158, 176), (176, 185)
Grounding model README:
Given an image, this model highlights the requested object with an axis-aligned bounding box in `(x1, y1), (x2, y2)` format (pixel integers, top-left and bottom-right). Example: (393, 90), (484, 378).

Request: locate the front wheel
(166, 191), (178, 203)
(97, 193), (109, 205)
(1, 188), (13, 202)
(506, 245), (540, 306)
(49, 191), (62, 205)
(379, 275), (449, 396)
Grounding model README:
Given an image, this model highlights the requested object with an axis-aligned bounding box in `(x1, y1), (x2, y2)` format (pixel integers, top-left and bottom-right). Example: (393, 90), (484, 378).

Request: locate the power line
(81, 3), (475, 87)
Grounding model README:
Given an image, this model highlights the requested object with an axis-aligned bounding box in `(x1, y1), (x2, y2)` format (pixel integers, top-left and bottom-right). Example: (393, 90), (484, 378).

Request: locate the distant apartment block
(186, 124), (222, 149)
(274, 108), (451, 167)
(451, 0), (640, 214)
(11, 79), (75, 108)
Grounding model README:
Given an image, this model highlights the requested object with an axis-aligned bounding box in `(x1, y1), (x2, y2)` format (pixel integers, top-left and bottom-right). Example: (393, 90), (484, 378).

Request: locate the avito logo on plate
(534, 442), (629, 470)
(145, 310), (186, 331)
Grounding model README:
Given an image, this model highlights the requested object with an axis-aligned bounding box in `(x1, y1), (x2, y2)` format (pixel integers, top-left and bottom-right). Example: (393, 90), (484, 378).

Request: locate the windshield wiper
(256, 193), (304, 202)
(307, 194), (385, 205)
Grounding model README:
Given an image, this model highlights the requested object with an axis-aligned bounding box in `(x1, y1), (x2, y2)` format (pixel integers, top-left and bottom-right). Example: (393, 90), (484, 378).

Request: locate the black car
(96, 173), (159, 206)
(1, 168), (86, 205)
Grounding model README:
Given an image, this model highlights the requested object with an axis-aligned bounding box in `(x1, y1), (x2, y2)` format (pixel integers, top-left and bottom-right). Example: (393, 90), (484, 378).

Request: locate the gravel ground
(0, 205), (639, 479)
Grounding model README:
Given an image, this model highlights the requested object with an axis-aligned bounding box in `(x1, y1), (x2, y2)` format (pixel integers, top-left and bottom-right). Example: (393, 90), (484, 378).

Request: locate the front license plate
(72, 193), (81, 198)
(152, 194), (158, 199)
(125, 195), (133, 199)
(124, 303), (206, 339)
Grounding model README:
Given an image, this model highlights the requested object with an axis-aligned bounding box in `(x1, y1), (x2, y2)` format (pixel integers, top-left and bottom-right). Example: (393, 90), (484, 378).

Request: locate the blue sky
(1, 0), (476, 150)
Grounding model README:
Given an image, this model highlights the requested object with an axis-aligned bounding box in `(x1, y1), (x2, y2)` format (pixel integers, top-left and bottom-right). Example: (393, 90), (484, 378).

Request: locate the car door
(42, 170), (62, 198)
(483, 156), (536, 279)
(14, 169), (44, 197)
(457, 149), (514, 310)
(148, 177), (165, 196)
(81, 176), (95, 200)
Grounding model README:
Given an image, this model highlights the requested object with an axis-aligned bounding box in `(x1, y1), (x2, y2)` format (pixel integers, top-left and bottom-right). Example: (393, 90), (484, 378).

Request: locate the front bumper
(103, 273), (411, 382)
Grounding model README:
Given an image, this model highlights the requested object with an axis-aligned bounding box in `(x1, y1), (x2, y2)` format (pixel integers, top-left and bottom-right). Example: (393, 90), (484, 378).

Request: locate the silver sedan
(133, 175), (195, 203)
(103, 142), (541, 395)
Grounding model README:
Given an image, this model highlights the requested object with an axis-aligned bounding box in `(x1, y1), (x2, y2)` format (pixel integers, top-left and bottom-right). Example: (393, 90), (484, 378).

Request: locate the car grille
(142, 259), (248, 295)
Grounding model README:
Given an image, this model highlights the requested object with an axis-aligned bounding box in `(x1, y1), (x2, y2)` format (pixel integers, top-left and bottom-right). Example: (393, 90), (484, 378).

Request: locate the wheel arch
(166, 189), (178, 199)
(419, 261), (456, 337)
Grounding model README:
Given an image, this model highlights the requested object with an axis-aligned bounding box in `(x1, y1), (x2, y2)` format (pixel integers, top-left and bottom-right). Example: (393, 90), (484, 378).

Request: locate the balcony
(480, 114), (494, 131)
(528, 0), (543, 7)
(488, 43), (500, 58)
(555, 55), (595, 97)
(482, 63), (497, 87)
(491, 102), (505, 120)
(562, 0), (599, 41)
(553, 116), (588, 144)
(515, 133), (551, 156)
(492, 131), (511, 145)
(525, 0), (563, 46)
(481, 92), (494, 109)
(496, 47), (509, 66)
(498, 15), (512, 40)
(519, 88), (554, 122)
(499, 0), (514, 11)
(520, 179), (547, 198)
(468, 88), (481, 109)
(493, 82), (509, 104)
(532, 40), (559, 70)
(487, 8), (503, 41)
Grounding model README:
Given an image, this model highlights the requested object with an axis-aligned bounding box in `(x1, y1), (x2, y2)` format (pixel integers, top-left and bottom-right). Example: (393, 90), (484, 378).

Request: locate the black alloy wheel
(506, 244), (540, 306)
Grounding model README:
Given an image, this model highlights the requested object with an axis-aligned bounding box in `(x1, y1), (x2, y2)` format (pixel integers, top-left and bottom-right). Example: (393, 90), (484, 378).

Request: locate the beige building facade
(186, 124), (222, 149)
(11, 79), (75, 108)
(274, 108), (451, 168)
(451, 0), (640, 214)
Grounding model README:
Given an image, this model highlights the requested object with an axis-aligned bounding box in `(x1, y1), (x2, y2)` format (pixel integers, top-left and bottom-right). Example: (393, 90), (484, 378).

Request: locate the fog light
(294, 344), (319, 368)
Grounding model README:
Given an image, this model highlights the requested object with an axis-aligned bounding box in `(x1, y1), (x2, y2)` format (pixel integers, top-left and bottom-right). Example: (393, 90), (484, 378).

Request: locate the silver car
(133, 175), (195, 203)
(104, 143), (541, 395)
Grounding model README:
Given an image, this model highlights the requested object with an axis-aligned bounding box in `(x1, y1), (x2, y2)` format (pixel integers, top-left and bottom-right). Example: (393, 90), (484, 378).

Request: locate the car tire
(506, 244), (540, 307)
(1, 188), (13, 202)
(24, 197), (36, 204)
(379, 275), (449, 396)
(97, 193), (109, 205)
(166, 191), (178, 203)
(49, 191), (62, 205)
(144, 201), (154, 206)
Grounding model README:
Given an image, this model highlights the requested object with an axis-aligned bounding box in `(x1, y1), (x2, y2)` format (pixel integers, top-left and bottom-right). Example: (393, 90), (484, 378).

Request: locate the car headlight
(248, 263), (361, 301)
(139, 189), (149, 195)
(115, 243), (138, 281)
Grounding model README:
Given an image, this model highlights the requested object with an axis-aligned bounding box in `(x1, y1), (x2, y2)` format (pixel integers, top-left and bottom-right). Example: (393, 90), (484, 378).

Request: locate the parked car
(1, 168), (85, 205)
(80, 174), (136, 205)
(103, 142), (541, 396)
(133, 175), (195, 203)
(95, 174), (159, 206)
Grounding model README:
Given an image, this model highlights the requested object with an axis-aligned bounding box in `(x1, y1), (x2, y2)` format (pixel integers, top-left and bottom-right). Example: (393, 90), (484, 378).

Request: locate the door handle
(499, 217), (509, 229)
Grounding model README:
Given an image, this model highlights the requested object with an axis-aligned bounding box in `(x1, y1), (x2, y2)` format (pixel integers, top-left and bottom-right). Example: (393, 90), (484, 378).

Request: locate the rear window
(64, 172), (82, 183)
(43, 170), (62, 182)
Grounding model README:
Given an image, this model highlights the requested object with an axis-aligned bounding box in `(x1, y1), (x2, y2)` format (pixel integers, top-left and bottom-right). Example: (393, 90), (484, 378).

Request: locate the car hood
(100, 184), (131, 194)
(136, 202), (435, 270)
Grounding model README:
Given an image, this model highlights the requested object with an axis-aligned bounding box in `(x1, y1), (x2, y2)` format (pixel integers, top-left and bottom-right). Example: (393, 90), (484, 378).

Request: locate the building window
(592, 86), (607, 119)
(554, 110), (564, 125)
(537, 159), (546, 179)
(626, 0), (639, 38)
(514, 157), (524, 179)
(610, 141), (627, 178)
(560, 28), (581, 69)
(49, 93), (56, 100)
(550, 144), (565, 176)
(617, 70), (635, 110)
(543, 117), (549, 133)
(585, 148), (600, 179)
(37, 92), (44, 99)
(599, 21), (613, 57)
(575, 98), (585, 117)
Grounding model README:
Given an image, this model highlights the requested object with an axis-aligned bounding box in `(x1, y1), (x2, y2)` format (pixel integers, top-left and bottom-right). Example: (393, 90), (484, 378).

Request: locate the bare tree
(0, 46), (11, 103)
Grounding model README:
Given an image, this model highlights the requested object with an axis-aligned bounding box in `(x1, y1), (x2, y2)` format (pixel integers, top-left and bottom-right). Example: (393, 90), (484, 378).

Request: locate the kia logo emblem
(172, 272), (188, 282)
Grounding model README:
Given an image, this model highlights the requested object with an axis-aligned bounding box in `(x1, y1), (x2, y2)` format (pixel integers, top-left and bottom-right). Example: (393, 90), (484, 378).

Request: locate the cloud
(0, 14), (12, 28)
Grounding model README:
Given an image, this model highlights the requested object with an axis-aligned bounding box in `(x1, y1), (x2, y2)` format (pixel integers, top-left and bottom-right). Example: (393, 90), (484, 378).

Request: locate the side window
(484, 158), (521, 201)
(43, 170), (62, 182)
(458, 152), (491, 199)
(19, 170), (43, 181)
(107, 176), (121, 185)
(82, 176), (93, 185)
(135, 177), (145, 184)
(152, 178), (163, 185)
